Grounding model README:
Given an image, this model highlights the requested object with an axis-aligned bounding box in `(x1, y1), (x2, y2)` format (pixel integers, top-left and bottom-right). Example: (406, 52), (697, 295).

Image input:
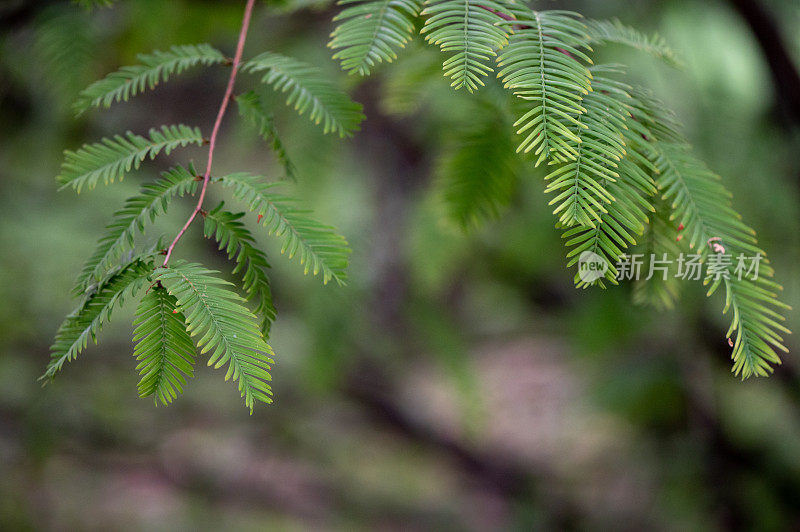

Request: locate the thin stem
(476, 4), (515, 22)
(162, 0), (256, 266)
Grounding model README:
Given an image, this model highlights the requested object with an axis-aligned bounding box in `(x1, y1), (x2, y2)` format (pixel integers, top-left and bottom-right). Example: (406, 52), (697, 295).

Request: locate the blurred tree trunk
(724, 0), (800, 126)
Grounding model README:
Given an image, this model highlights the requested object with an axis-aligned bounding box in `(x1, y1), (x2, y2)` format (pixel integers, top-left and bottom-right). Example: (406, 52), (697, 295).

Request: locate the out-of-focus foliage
(1, 0), (799, 529)
(585, 17), (684, 69)
(236, 91), (297, 180)
(329, 0), (791, 376)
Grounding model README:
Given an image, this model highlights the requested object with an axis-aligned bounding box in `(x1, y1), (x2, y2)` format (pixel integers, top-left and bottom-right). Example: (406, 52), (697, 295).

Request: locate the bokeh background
(1, 0), (800, 529)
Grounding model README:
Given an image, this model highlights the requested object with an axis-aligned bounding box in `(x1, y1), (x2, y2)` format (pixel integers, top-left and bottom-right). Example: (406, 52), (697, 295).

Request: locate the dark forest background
(1, 0), (800, 529)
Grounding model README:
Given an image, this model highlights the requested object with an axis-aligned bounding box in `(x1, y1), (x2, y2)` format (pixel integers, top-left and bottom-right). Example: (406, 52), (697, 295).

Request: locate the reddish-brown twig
(162, 0), (256, 266)
(476, 4), (515, 22)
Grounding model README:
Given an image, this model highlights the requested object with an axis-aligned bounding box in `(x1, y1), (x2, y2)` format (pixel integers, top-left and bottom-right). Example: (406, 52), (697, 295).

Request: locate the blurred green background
(1, 0), (799, 529)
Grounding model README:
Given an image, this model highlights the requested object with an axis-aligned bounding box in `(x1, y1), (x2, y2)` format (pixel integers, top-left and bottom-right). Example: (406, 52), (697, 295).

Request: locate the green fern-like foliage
(47, 1), (793, 410)
(219, 173), (351, 285)
(236, 91), (297, 180)
(133, 285), (196, 405)
(377, 44), (446, 115)
(543, 69), (629, 228)
(436, 103), (519, 228)
(585, 18), (683, 69)
(652, 144), (756, 254)
(243, 52), (365, 137)
(562, 158), (656, 287)
(74, 165), (199, 293)
(626, 85), (684, 145)
(420, 0), (513, 91)
(495, 10), (593, 165)
(74, 44), (226, 114)
(204, 204), (277, 336)
(48, 18), (361, 407)
(33, 6), (96, 108)
(553, 81), (680, 287)
(330, 0), (424, 76)
(47, 0), (379, 410)
(559, 79), (661, 286)
(155, 263), (275, 411)
(58, 125), (204, 192)
(652, 142), (789, 377)
(44, 255), (156, 381)
(632, 197), (683, 310)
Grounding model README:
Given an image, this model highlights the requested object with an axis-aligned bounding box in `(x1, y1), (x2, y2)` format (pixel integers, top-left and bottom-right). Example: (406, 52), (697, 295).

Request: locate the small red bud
(727, 338), (734, 347)
(172, 309), (179, 314)
(257, 214), (263, 223)
(678, 223), (685, 231)
(676, 235), (683, 242)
